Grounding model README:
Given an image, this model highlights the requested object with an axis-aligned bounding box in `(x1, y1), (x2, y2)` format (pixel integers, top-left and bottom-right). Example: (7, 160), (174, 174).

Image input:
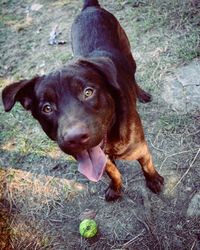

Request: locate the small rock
(187, 192), (200, 217)
(162, 59), (200, 113)
(31, 4), (43, 11)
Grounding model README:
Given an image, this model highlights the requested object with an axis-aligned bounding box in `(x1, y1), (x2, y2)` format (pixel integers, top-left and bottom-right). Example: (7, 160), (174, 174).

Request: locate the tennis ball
(79, 219), (98, 238)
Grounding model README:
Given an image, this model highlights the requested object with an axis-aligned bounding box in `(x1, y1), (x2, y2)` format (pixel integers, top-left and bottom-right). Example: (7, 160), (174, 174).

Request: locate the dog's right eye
(42, 104), (53, 114)
(83, 87), (94, 99)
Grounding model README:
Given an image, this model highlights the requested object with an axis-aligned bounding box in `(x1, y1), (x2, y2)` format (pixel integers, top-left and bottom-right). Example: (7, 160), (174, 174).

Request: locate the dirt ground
(0, 0), (200, 249)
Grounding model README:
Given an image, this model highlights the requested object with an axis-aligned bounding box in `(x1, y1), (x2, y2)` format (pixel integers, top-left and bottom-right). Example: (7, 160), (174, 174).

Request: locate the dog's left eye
(42, 104), (53, 114)
(84, 87), (94, 98)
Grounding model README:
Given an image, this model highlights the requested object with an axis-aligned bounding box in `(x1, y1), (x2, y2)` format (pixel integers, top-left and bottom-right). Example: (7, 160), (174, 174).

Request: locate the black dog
(2, 0), (164, 201)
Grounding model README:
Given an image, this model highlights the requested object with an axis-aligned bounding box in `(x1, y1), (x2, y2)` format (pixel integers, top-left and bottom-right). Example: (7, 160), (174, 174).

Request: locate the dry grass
(0, 0), (200, 249)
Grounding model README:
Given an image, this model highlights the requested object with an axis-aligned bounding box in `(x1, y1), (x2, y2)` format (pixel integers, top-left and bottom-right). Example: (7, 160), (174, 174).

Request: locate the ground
(0, 0), (200, 249)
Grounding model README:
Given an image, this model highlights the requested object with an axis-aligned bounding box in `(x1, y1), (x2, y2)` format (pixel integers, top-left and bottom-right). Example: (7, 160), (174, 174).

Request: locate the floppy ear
(77, 57), (120, 89)
(2, 76), (40, 112)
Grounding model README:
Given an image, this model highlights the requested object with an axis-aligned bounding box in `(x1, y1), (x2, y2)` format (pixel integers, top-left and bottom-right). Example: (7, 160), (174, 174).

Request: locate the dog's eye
(84, 87), (94, 98)
(42, 104), (53, 114)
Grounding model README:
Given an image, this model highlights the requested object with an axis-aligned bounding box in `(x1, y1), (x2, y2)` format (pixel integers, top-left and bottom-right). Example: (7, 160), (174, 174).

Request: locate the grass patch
(126, 0), (200, 68)
(158, 113), (191, 133)
(0, 104), (59, 161)
(175, 32), (200, 61)
(121, 0), (200, 99)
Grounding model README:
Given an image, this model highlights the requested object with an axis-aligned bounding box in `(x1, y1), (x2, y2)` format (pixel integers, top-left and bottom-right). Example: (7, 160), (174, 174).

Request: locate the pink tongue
(76, 145), (107, 182)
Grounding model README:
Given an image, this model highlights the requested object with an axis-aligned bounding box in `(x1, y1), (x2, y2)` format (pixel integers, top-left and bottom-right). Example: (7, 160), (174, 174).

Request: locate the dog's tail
(82, 0), (100, 10)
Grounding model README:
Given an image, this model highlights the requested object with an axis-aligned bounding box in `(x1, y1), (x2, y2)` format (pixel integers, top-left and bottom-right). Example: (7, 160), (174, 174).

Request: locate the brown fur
(2, 1), (164, 201)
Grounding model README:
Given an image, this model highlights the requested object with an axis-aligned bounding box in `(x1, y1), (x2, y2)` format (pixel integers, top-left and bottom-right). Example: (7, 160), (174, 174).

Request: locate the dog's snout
(63, 125), (90, 147)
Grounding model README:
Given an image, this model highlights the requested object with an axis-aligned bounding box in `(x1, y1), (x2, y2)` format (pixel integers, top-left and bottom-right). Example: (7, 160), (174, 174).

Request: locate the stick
(122, 229), (145, 248)
(170, 148), (200, 193)
(159, 149), (194, 170)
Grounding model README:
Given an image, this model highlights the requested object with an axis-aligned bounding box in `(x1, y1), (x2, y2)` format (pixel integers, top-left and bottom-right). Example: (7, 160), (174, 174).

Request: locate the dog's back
(72, 0), (152, 103)
(72, 2), (122, 57)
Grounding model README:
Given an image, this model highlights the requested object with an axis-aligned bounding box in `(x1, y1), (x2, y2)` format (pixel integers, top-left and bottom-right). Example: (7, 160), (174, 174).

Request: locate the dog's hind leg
(134, 82), (152, 103)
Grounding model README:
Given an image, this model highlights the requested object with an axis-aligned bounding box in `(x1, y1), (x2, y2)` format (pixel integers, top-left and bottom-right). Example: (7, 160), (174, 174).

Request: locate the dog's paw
(146, 172), (164, 194)
(105, 186), (121, 201)
(137, 87), (152, 103)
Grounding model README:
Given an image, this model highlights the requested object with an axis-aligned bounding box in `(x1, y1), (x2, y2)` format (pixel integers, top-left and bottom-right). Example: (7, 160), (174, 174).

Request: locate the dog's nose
(64, 125), (90, 147)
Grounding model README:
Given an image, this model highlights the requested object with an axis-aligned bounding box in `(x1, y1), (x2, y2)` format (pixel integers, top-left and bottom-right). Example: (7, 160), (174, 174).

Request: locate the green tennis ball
(79, 219), (98, 238)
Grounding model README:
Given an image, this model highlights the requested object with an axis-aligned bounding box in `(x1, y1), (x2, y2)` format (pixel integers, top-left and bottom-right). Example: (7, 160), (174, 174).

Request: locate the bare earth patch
(162, 59), (200, 113)
(0, 0), (200, 249)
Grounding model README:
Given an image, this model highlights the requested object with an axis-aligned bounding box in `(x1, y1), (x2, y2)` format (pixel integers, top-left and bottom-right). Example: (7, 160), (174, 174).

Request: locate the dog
(2, 0), (164, 201)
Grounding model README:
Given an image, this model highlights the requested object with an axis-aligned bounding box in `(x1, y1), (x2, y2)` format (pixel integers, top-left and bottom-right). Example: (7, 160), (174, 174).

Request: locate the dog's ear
(2, 76), (40, 112)
(77, 57), (120, 89)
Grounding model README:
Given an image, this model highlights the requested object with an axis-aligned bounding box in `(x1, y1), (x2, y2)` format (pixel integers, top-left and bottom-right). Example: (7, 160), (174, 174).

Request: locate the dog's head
(2, 57), (119, 181)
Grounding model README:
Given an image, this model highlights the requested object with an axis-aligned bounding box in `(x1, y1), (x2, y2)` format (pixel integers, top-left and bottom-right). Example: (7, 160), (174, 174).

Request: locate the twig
(127, 198), (151, 232)
(122, 229), (145, 248)
(169, 148), (200, 193)
(159, 149), (194, 170)
(153, 129), (162, 144)
(186, 129), (200, 137)
(190, 240), (197, 250)
(151, 57), (161, 81)
(149, 139), (164, 152)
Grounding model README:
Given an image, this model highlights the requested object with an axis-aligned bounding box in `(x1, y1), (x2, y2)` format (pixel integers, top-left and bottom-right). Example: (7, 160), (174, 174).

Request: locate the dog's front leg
(126, 142), (164, 193)
(138, 145), (164, 194)
(105, 159), (122, 201)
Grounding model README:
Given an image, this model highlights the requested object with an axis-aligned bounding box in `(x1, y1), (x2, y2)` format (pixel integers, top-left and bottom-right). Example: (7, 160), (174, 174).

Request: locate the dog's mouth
(75, 137), (107, 182)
